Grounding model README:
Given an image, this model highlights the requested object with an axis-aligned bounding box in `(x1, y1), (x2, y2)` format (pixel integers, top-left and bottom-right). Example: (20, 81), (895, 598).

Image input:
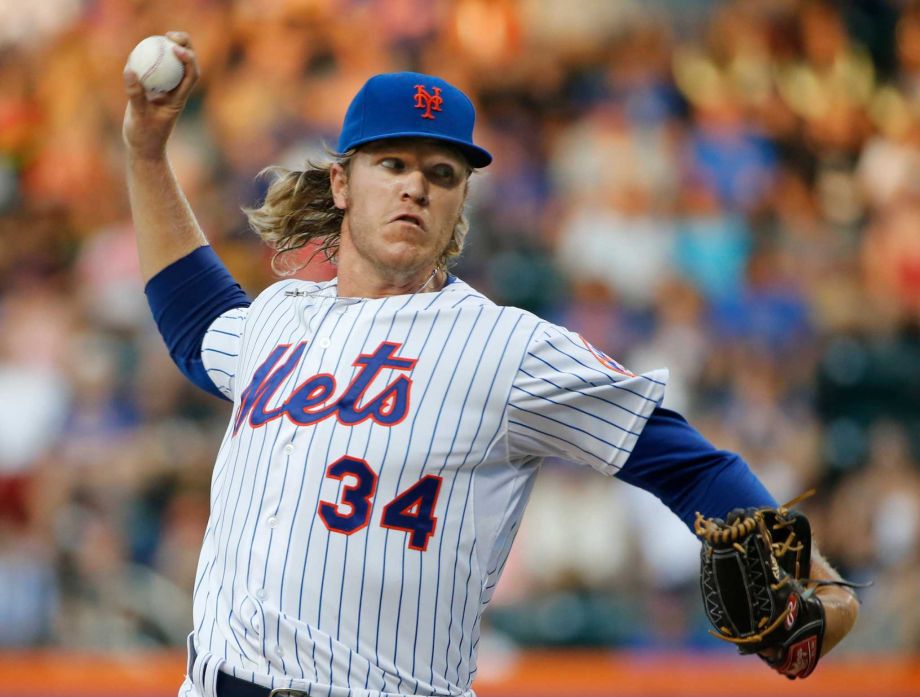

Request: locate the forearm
(122, 31), (205, 282)
(811, 549), (860, 655)
(126, 152), (208, 282)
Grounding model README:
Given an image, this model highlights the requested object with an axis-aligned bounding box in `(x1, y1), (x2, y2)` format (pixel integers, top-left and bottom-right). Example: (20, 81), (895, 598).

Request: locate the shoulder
(252, 278), (297, 302)
(440, 276), (543, 327)
(514, 318), (582, 356)
(435, 276), (495, 309)
(430, 277), (548, 357)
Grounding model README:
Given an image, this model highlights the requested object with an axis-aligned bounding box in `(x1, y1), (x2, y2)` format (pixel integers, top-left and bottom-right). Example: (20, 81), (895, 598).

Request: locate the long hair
(243, 153), (471, 276)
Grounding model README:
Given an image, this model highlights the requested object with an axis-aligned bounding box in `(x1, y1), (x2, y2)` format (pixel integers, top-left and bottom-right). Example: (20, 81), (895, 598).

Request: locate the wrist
(814, 585), (859, 655)
(126, 146), (168, 164)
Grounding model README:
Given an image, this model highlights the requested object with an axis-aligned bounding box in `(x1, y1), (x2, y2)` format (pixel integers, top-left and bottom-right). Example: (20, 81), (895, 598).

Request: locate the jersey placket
(245, 295), (343, 666)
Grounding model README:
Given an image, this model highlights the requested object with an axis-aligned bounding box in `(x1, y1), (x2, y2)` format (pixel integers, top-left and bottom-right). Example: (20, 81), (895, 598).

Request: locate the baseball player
(123, 32), (858, 697)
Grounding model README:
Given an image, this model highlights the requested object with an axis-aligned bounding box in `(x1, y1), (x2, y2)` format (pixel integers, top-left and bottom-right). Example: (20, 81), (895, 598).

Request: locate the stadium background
(0, 0), (919, 695)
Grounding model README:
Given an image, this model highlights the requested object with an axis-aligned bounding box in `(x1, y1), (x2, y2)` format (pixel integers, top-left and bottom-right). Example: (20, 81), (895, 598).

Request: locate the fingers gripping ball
(694, 496), (827, 679)
(127, 36), (184, 94)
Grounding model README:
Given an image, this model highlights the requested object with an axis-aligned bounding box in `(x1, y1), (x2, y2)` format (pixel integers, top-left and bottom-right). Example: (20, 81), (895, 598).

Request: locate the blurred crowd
(0, 0), (918, 655)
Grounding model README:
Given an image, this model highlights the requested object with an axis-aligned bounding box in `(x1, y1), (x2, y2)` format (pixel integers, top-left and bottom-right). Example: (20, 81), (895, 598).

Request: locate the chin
(376, 243), (432, 274)
(383, 258), (431, 278)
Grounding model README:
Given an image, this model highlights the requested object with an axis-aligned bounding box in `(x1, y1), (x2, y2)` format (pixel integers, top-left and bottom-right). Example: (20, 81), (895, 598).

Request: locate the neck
(335, 264), (444, 299)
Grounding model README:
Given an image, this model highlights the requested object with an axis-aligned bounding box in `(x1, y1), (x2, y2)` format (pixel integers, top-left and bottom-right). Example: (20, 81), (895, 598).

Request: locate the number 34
(318, 455), (443, 551)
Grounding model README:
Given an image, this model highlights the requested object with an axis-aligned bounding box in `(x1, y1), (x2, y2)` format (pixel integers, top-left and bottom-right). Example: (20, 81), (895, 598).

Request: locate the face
(331, 139), (470, 280)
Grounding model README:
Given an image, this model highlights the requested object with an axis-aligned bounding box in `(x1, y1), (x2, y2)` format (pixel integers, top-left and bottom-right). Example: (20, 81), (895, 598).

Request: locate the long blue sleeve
(616, 407), (777, 529)
(144, 246), (251, 401)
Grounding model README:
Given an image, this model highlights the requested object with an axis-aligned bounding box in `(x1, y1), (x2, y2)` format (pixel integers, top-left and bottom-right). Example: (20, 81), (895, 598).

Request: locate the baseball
(127, 35), (184, 94)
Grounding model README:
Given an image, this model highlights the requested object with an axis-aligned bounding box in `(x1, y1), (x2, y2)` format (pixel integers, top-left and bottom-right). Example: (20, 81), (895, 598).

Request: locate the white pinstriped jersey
(182, 277), (667, 697)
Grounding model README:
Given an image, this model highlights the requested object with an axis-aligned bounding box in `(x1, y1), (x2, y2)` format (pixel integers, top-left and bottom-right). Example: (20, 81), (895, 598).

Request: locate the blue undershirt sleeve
(144, 245), (251, 401)
(615, 407), (777, 530)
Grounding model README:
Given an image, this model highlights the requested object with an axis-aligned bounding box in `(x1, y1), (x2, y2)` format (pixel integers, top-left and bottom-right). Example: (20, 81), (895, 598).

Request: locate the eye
(429, 163), (459, 185)
(380, 157), (405, 171)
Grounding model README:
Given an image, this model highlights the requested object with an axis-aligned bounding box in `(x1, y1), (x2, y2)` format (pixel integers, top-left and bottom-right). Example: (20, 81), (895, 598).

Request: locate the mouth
(391, 214), (425, 231)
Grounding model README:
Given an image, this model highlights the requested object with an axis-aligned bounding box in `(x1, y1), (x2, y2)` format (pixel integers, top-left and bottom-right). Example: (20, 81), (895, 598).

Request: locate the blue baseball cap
(337, 72), (492, 168)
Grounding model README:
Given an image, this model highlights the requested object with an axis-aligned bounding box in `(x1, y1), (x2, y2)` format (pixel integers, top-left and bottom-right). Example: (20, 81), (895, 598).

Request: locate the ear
(330, 162), (348, 210)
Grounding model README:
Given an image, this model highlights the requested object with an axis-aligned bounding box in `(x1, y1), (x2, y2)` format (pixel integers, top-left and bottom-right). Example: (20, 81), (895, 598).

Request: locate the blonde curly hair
(243, 152), (472, 276)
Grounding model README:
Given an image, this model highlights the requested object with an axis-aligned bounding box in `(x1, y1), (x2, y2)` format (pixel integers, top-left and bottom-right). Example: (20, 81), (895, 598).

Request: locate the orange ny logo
(413, 85), (443, 120)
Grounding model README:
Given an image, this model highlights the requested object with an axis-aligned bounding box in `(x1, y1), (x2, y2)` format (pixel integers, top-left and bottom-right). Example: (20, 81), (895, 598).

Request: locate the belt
(216, 670), (309, 697)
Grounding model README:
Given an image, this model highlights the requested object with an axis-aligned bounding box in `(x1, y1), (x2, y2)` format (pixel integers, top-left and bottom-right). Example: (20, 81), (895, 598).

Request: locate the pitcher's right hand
(123, 31), (199, 160)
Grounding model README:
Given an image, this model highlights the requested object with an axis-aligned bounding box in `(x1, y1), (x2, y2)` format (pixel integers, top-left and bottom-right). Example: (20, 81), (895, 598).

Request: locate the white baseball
(127, 35), (184, 94)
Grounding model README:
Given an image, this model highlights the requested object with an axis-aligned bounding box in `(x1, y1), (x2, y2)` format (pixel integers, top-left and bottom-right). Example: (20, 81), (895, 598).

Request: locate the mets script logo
(414, 84), (443, 120)
(233, 341), (416, 435)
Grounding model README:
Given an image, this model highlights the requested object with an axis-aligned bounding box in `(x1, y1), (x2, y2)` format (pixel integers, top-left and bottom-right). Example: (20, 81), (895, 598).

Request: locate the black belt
(216, 670), (309, 697)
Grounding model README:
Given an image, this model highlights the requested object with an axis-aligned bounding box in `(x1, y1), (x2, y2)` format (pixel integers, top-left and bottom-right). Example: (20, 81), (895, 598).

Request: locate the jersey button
(256, 588), (267, 600)
(266, 515), (279, 528)
(318, 337), (331, 349)
(283, 443), (295, 455)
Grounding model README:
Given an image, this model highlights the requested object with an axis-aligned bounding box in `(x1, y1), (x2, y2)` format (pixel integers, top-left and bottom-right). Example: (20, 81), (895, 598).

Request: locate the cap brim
(345, 132), (492, 168)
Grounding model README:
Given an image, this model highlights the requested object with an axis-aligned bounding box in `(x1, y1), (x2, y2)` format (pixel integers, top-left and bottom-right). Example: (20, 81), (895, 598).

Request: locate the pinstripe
(314, 298), (391, 686)
(323, 411), (358, 687)
(370, 307), (457, 692)
(517, 364), (646, 418)
(543, 338), (664, 399)
(333, 293), (430, 690)
(203, 347), (239, 357)
(364, 301), (445, 693)
(223, 282), (313, 671)
(224, 381), (281, 661)
(207, 328), (241, 338)
(259, 432), (294, 676)
(511, 380), (643, 436)
(442, 452), (476, 689)
(455, 538), (478, 686)
(446, 436), (488, 688)
(511, 403), (632, 453)
(525, 350), (657, 407)
(423, 308), (508, 688)
(508, 418), (612, 466)
(483, 521), (518, 592)
(276, 303), (351, 680)
(398, 305), (486, 693)
(449, 293), (487, 309)
(282, 297), (378, 685)
(386, 308), (468, 694)
(202, 286), (296, 654)
(438, 313), (531, 688)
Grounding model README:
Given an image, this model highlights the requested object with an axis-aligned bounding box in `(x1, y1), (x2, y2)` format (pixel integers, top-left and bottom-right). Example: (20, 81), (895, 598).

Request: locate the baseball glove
(694, 493), (832, 679)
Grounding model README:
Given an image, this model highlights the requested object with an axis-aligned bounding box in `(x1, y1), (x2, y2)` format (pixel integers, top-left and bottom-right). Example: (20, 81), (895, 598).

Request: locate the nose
(401, 169), (429, 206)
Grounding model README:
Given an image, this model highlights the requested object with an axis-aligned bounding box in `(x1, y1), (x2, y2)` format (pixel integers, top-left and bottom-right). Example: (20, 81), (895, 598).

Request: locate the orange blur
(0, 650), (918, 696)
